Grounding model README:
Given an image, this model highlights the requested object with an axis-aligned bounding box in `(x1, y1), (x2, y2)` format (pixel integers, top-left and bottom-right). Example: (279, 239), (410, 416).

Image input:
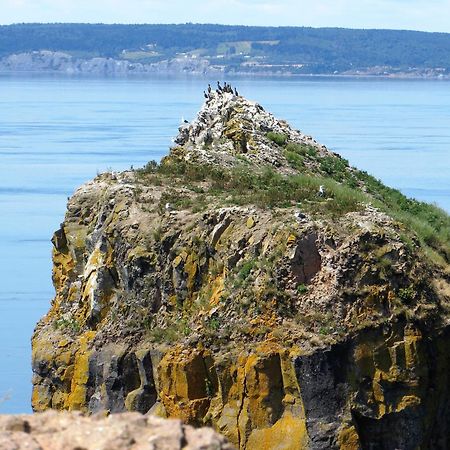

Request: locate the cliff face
(0, 51), (219, 75)
(32, 89), (450, 449)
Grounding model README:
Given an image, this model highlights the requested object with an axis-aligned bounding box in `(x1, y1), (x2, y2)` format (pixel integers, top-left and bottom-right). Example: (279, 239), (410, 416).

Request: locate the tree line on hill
(1, 23), (450, 73)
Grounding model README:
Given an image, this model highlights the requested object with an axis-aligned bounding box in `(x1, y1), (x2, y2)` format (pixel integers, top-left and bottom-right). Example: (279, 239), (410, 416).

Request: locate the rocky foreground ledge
(0, 411), (233, 449)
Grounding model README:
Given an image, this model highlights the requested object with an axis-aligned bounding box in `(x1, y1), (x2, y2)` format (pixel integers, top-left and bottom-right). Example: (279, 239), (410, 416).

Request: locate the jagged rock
(31, 90), (450, 449)
(169, 90), (330, 174)
(0, 411), (234, 449)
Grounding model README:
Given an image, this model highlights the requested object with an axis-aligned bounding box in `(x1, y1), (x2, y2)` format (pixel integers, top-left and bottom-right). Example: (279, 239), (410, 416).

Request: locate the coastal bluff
(32, 88), (450, 449)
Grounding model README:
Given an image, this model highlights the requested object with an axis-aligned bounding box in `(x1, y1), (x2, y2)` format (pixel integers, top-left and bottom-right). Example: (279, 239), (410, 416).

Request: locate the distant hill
(1, 23), (450, 76)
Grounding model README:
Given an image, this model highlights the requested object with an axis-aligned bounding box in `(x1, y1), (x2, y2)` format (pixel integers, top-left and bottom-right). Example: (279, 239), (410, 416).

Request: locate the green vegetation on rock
(31, 90), (450, 450)
(137, 155), (449, 266)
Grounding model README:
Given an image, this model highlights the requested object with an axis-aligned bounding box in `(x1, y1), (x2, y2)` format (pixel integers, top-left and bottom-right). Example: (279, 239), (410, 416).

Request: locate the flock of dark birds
(204, 81), (239, 100)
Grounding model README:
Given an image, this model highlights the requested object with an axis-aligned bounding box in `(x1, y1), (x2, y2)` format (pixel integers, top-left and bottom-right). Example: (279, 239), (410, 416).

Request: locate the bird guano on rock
(208, 82), (239, 100)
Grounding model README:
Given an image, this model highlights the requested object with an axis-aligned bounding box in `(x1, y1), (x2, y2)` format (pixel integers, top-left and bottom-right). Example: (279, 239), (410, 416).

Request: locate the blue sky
(2, 0), (450, 32)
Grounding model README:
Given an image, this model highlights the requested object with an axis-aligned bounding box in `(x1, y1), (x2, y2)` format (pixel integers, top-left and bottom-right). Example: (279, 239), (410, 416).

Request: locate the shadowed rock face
(0, 411), (234, 449)
(295, 324), (450, 449)
(31, 91), (450, 449)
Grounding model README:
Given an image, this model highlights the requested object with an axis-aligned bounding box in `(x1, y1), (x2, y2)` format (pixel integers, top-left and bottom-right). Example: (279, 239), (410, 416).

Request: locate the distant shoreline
(1, 68), (449, 81)
(2, 25), (450, 82)
(1, 50), (449, 81)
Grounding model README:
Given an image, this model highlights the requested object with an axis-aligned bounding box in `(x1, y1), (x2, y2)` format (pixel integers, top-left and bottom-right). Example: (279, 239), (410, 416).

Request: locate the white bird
(318, 185), (325, 197)
(165, 202), (174, 213)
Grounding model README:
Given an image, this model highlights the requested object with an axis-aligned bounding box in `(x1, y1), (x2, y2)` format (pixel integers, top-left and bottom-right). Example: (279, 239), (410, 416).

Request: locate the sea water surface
(0, 75), (449, 412)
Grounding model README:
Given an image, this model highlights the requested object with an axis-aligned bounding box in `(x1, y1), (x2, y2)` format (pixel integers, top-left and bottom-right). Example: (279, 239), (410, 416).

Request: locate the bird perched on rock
(318, 185), (326, 197)
(217, 81), (222, 92)
(207, 83), (212, 93)
(294, 211), (307, 222)
(203, 91), (208, 99)
(234, 87), (239, 96)
(165, 203), (175, 213)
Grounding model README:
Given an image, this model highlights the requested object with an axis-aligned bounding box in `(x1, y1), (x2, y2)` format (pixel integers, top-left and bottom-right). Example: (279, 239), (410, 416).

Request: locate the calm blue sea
(0, 75), (449, 413)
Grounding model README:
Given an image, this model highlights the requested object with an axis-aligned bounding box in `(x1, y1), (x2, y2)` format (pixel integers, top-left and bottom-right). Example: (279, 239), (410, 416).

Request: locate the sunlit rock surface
(32, 89), (450, 449)
(0, 411), (233, 449)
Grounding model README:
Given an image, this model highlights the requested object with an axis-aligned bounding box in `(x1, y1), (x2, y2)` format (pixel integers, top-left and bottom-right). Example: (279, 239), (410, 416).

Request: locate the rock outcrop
(32, 88), (450, 449)
(0, 411), (233, 449)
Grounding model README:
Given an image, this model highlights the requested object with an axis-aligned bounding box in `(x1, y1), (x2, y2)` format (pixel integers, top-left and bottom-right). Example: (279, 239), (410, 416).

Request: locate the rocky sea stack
(32, 89), (450, 449)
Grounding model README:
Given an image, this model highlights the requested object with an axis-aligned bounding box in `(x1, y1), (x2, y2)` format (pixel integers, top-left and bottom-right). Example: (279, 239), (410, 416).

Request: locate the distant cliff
(32, 88), (450, 449)
(0, 51), (221, 75)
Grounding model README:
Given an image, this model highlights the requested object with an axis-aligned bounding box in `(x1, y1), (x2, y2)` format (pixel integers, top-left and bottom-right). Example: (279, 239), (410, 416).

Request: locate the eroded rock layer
(32, 90), (450, 449)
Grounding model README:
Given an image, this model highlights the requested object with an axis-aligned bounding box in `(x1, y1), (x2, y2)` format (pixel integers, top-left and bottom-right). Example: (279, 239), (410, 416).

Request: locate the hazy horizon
(1, 0), (450, 34)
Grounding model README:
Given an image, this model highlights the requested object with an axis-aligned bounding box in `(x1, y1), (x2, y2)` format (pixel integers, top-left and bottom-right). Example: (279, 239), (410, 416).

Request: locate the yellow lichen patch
(65, 331), (96, 411)
(67, 283), (81, 304)
(246, 217), (256, 229)
(173, 255), (184, 269)
(31, 333), (75, 408)
(404, 326), (423, 369)
(58, 339), (70, 348)
(32, 336), (59, 368)
(55, 349), (73, 367)
(31, 385), (52, 412)
(158, 347), (210, 424)
(49, 248), (76, 318)
(83, 246), (103, 275)
(397, 395), (421, 412)
(61, 365), (74, 384)
(351, 325), (427, 420)
(210, 275), (225, 307)
(249, 309), (278, 335)
(231, 342), (308, 448)
(337, 425), (361, 450)
(279, 351), (303, 411)
(51, 391), (69, 410)
(371, 370), (386, 411)
(224, 117), (251, 153)
(215, 359), (247, 446)
(287, 234), (297, 246)
(246, 414), (309, 450)
(185, 253), (199, 293)
(64, 224), (88, 252)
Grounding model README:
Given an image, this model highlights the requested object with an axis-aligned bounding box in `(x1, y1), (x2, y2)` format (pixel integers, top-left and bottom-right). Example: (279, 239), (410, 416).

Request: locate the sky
(1, 0), (450, 33)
